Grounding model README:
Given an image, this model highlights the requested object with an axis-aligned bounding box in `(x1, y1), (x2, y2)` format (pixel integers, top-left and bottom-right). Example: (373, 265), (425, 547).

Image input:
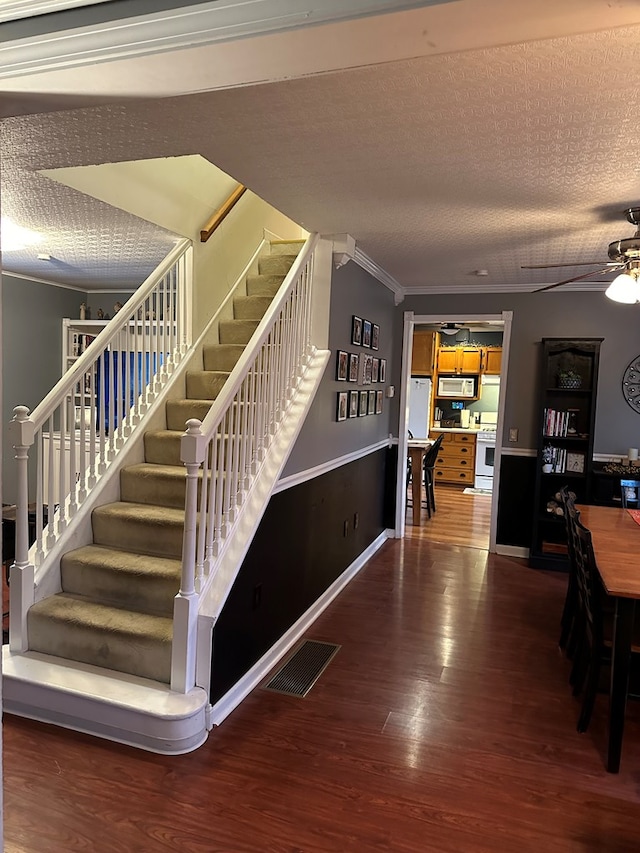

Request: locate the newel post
(8, 405), (36, 652)
(171, 418), (206, 693)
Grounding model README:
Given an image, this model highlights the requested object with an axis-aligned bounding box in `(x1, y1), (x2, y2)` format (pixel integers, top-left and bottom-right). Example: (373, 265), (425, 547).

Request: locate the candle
(629, 448), (638, 462)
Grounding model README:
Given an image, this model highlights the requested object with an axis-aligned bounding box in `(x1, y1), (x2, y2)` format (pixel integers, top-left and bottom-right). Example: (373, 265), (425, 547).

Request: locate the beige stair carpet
(27, 241), (304, 684)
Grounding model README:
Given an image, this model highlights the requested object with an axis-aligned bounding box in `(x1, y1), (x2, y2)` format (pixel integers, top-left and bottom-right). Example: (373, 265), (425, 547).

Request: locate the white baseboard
(495, 544), (529, 559)
(210, 529), (391, 725)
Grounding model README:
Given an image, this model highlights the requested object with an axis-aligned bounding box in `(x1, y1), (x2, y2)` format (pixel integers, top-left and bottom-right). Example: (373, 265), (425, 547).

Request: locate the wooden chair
(422, 433), (445, 518)
(558, 486), (580, 656)
(571, 519), (640, 732)
(620, 478), (640, 508)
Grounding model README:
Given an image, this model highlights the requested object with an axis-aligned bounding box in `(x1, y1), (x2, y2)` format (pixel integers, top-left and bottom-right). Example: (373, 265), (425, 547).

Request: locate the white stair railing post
(8, 406), (36, 652)
(171, 418), (206, 693)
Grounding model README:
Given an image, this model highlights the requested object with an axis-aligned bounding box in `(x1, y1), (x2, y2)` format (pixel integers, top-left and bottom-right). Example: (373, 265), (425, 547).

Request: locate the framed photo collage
(336, 315), (385, 422)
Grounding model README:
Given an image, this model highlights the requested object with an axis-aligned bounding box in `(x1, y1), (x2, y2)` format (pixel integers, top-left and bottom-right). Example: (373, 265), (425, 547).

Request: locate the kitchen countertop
(430, 427), (482, 434)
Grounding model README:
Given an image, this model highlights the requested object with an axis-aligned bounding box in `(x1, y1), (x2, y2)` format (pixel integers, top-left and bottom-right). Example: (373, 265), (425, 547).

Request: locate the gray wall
(403, 290), (640, 456)
(2, 275), (86, 503)
(282, 261), (397, 477)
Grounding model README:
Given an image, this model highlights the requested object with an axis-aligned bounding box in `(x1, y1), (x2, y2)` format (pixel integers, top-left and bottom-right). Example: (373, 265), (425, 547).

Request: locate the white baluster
(8, 406), (36, 652)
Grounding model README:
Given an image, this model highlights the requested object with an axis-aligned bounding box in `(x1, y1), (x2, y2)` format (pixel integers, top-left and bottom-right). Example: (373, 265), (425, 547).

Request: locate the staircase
(4, 237), (330, 753)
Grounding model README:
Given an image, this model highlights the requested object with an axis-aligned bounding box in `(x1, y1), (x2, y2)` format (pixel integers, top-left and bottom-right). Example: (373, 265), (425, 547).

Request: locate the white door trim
(395, 311), (513, 553)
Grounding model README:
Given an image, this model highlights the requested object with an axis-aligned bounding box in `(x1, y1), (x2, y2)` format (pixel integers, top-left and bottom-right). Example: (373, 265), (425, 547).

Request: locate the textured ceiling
(3, 11), (640, 294)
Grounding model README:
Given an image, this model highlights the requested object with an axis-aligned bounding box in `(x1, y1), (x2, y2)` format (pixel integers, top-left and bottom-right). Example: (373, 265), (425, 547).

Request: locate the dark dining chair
(620, 478), (640, 508)
(422, 433), (445, 518)
(558, 486), (580, 656)
(570, 518), (640, 733)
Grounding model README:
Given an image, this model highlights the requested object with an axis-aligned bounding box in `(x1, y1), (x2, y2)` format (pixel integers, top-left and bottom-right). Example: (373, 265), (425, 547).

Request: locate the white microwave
(438, 377), (476, 398)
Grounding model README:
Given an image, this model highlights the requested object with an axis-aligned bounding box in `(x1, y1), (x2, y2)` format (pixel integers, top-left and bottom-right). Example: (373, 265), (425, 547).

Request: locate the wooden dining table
(577, 504), (640, 772)
(407, 439), (432, 526)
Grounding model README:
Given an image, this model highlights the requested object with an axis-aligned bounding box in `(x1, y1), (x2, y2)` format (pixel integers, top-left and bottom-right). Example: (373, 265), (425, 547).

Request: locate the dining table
(407, 439), (432, 526)
(577, 504), (640, 772)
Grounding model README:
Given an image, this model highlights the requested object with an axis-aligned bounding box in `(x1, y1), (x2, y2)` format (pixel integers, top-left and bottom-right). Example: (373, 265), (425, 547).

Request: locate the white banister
(172, 234), (321, 691)
(8, 238), (193, 645)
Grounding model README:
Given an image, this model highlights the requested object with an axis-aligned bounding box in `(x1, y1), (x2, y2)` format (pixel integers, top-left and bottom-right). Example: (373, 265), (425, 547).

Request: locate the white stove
(475, 413), (498, 490)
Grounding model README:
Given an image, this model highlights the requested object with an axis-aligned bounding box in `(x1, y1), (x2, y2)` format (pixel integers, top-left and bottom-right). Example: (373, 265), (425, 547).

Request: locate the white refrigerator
(408, 377), (432, 439)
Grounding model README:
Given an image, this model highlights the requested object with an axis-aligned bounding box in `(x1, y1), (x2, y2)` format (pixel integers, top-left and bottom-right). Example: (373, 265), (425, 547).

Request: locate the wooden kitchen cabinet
(436, 347), (481, 375)
(430, 431), (476, 485)
(411, 330), (435, 376)
(481, 346), (502, 375)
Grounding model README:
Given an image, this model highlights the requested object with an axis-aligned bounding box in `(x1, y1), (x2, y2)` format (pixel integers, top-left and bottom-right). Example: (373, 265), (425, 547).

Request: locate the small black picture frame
(348, 352), (359, 382)
(362, 319), (372, 348)
(351, 315), (363, 346)
(367, 389), (376, 415)
(336, 349), (348, 381)
(348, 389), (359, 418)
(371, 323), (380, 351)
(379, 359), (386, 383)
(359, 390), (368, 416)
(371, 357), (379, 383)
(376, 389), (383, 414)
(337, 391), (348, 421)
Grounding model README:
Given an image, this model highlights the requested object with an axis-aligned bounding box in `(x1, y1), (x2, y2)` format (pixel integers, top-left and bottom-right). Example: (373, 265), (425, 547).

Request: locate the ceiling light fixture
(440, 323), (461, 336)
(605, 261), (640, 304)
(1, 215), (42, 252)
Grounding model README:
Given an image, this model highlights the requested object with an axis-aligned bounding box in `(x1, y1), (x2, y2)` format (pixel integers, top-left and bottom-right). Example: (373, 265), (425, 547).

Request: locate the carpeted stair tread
(269, 240), (305, 256)
(258, 255), (297, 276)
(61, 544), (180, 616)
(166, 399), (213, 431)
(28, 593), (173, 683)
(246, 274), (285, 297)
(144, 429), (183, 466)
(218, 319), (259, 345)
(233, 295), (273, 320)
(92, 502), (185, 559)
(202, 344), (245, 372)
(186, 369), (230, 400)
(121, 462), (195, 509)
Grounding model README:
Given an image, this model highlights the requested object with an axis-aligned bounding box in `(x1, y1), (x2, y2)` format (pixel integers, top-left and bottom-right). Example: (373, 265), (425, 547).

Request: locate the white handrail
(8, 239), (193, 652)
(171, 234), (319, 692)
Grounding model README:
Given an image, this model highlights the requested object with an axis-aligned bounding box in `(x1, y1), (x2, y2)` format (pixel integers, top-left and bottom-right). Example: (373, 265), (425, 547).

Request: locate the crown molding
(0, 0), (110, 22)
(353, 246), (404, 304)
(402, 281), (610, 296)
(0, 0), (451, 79)
(329, 233), (404, 303)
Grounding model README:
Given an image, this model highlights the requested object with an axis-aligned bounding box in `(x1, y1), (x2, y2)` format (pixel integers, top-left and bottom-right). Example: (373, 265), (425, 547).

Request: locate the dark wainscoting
(496, 453), (537, 548)
(210, 448), (391, 703)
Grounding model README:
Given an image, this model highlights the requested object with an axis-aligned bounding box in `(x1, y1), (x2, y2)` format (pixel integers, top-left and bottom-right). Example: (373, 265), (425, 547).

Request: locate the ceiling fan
(522, 207), (640, 301)
(440, 322), (465, 335)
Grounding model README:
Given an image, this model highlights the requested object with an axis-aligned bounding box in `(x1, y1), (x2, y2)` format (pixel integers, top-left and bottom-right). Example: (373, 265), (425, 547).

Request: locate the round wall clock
(622, 355), (640, 413)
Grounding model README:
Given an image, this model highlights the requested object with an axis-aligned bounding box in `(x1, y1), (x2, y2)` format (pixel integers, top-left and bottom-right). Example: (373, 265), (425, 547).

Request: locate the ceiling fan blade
(535, 265), (621, 293)
(522, 261), (615, 269)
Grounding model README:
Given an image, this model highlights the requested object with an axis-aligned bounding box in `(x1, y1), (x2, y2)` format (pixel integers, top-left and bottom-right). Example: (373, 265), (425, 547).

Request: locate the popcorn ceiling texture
(3, 23), (640, 292)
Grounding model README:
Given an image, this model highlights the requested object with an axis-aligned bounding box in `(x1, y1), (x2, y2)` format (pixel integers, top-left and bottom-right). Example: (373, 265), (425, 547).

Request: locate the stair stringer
(194, 347), (330, 692)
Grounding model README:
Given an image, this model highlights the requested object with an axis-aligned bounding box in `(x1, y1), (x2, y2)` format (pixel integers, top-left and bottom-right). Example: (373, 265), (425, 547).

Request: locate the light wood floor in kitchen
(406, 482), (492, 549)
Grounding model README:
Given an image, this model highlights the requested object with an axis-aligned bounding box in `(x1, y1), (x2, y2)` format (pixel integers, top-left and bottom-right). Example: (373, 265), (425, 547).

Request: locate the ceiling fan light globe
(605, 272), (640, 304)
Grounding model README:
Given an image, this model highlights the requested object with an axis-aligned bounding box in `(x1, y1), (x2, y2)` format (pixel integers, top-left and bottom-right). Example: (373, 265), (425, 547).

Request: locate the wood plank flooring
(5, 537), (640, 852)
(406, 482), (492, 550)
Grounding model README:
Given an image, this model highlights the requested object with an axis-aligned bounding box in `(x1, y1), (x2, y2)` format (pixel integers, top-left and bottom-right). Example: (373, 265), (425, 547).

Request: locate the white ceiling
(2, 0), (640, 295)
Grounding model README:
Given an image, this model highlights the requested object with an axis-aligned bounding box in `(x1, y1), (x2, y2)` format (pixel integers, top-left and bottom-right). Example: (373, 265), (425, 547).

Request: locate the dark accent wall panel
(496, 454), (537, 548)
(210, 448), (389, 703)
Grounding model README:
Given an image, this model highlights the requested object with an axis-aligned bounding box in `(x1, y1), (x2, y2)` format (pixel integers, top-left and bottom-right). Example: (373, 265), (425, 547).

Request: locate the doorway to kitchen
(396, 312), (512, 552)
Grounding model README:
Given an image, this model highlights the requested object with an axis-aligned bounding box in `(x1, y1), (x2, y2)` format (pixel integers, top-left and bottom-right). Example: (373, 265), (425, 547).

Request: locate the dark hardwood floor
(5, 535), (640, 851)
